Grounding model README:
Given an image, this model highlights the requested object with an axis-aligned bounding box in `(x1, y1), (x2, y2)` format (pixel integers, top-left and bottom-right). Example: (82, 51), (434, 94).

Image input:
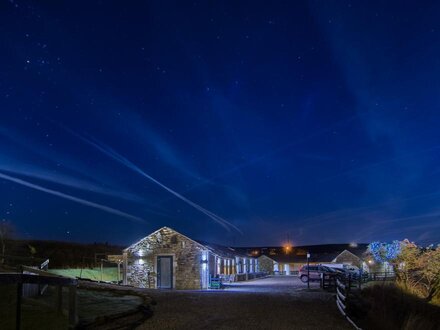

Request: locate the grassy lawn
(48, 267), (119, 282)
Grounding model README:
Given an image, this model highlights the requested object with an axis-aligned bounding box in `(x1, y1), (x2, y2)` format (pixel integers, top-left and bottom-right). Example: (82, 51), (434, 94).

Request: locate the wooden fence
(367, 271), (396, 282)
(273, 270), (299, 276)
(321, 271), (396, 290)
(335, 275), (362, 330)
(320, 272), (397, 330)
(0, 254), (47, 268)
(21, 259), (50, 297)
(0, 272), (78, 330)
(233, 271), (267, 282)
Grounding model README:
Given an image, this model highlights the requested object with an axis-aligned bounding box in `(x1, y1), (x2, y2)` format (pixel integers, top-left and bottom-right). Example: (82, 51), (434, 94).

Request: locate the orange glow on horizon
(283, 242), (293, 254)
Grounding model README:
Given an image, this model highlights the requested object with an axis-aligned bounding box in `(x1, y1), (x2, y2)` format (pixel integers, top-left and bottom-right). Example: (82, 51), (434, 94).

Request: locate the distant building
(123, 227), (260, 290)
(238, 244), (369, 275)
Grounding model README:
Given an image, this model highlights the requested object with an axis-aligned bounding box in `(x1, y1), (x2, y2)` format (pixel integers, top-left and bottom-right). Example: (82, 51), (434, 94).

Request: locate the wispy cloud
(0, 157), (143, 202)
(366, 220), (440, 241)
(177, 115), (357, 194)
(72, 132), (242, 233)
(376, 211), (440, 224)
(295, 188), (440, 231)
(320, 144), (440, 182)
(130, 120), (203, 181)
(0, 172), (144, 223)
(0, 126), (131, 192)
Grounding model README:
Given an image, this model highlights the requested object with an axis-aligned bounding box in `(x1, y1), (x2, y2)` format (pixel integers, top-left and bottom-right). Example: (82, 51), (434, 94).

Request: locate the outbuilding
(254, 244), (369, 275)
(122, 226), (260, 290)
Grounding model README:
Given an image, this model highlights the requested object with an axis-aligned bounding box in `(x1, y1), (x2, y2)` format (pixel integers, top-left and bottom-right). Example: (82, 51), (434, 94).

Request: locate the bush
(353, 284), (440, 330)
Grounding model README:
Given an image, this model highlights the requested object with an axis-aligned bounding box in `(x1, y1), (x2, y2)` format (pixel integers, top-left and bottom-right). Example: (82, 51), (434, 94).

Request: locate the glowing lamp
(284, 244), (293, 254)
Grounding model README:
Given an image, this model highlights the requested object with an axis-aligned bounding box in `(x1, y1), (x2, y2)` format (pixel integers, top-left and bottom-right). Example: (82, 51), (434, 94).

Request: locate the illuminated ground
(137, 276), (350, 330)
(223, 274), (321, 293)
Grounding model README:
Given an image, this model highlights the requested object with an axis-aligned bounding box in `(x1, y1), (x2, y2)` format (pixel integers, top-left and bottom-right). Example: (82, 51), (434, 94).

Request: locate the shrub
(353, 284), (440, 330)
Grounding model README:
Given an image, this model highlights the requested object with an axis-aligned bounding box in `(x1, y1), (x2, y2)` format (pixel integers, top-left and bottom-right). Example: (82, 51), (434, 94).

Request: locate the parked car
(299, 265), (336, 283)
(326, 264), (369, 280)
(343, 265), (359, 273)
(330, 267), (348, 275)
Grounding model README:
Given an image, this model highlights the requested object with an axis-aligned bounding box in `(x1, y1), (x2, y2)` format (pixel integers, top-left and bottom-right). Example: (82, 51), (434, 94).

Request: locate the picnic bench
(209, 277), (222, 289)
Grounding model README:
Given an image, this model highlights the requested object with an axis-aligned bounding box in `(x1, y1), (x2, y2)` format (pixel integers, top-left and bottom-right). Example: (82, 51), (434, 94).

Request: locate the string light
(368, 240), (401, 262)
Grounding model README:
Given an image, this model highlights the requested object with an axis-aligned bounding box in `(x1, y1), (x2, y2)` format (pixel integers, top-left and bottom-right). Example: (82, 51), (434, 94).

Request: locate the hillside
(2, 239), (123, 268)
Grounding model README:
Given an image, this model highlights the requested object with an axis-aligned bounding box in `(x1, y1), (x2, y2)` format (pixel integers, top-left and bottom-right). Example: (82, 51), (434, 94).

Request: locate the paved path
(137, 276), (350, 330)
(223, 275), (320, 293)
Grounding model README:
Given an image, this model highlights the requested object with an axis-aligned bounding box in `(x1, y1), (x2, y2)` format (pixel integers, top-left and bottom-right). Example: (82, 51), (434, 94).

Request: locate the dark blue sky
(1, 1), (440, 246)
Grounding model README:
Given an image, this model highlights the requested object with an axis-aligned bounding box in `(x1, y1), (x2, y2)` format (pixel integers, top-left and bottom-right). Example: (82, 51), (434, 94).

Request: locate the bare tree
(0, 220), (14, 264)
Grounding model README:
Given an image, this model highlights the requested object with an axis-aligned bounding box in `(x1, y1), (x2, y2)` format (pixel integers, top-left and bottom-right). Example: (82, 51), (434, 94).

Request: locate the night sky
(1, 1), (440, 247)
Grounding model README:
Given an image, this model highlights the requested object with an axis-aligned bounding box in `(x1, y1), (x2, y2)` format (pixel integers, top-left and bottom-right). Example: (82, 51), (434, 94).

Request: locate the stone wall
(125, 227), (205, 290)
(258, 255), (275, 273)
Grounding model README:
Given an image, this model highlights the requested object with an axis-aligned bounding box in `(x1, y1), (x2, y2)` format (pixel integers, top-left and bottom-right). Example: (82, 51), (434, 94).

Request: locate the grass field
(48, 267), (119, 282)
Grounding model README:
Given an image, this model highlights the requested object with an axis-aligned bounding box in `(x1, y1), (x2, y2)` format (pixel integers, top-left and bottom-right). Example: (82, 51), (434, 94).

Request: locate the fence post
(56, 285), (63, 313)
(123, 252), (128, 285)
(68, 286), (77, 329)
(16, 281), (22, 330)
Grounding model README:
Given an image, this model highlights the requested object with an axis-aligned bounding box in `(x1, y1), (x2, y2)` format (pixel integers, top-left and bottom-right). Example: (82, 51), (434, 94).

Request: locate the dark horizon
(7, 233), (370, 251)
(2, 1), (440, 247)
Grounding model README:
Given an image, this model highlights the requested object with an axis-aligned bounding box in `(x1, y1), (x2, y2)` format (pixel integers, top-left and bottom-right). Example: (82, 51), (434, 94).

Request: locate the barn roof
(124, 226), (255, 259)
(196, 240), (250, 259)
(124, 226), (207, 252)
(124, 226), (367, 262)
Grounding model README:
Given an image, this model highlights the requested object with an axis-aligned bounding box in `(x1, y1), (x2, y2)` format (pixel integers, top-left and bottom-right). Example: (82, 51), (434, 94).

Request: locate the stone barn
(258, 255), (277, 274)
(252, 244), (369, 275)
(122, 227), (259, 290)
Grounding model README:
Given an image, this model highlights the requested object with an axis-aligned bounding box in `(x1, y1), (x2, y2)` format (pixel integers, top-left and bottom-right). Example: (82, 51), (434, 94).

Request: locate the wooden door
(157, 256), (173, 289)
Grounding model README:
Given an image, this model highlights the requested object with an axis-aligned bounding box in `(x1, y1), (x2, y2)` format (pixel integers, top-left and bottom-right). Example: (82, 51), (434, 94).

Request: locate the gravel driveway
(137, 276), (351, 330)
